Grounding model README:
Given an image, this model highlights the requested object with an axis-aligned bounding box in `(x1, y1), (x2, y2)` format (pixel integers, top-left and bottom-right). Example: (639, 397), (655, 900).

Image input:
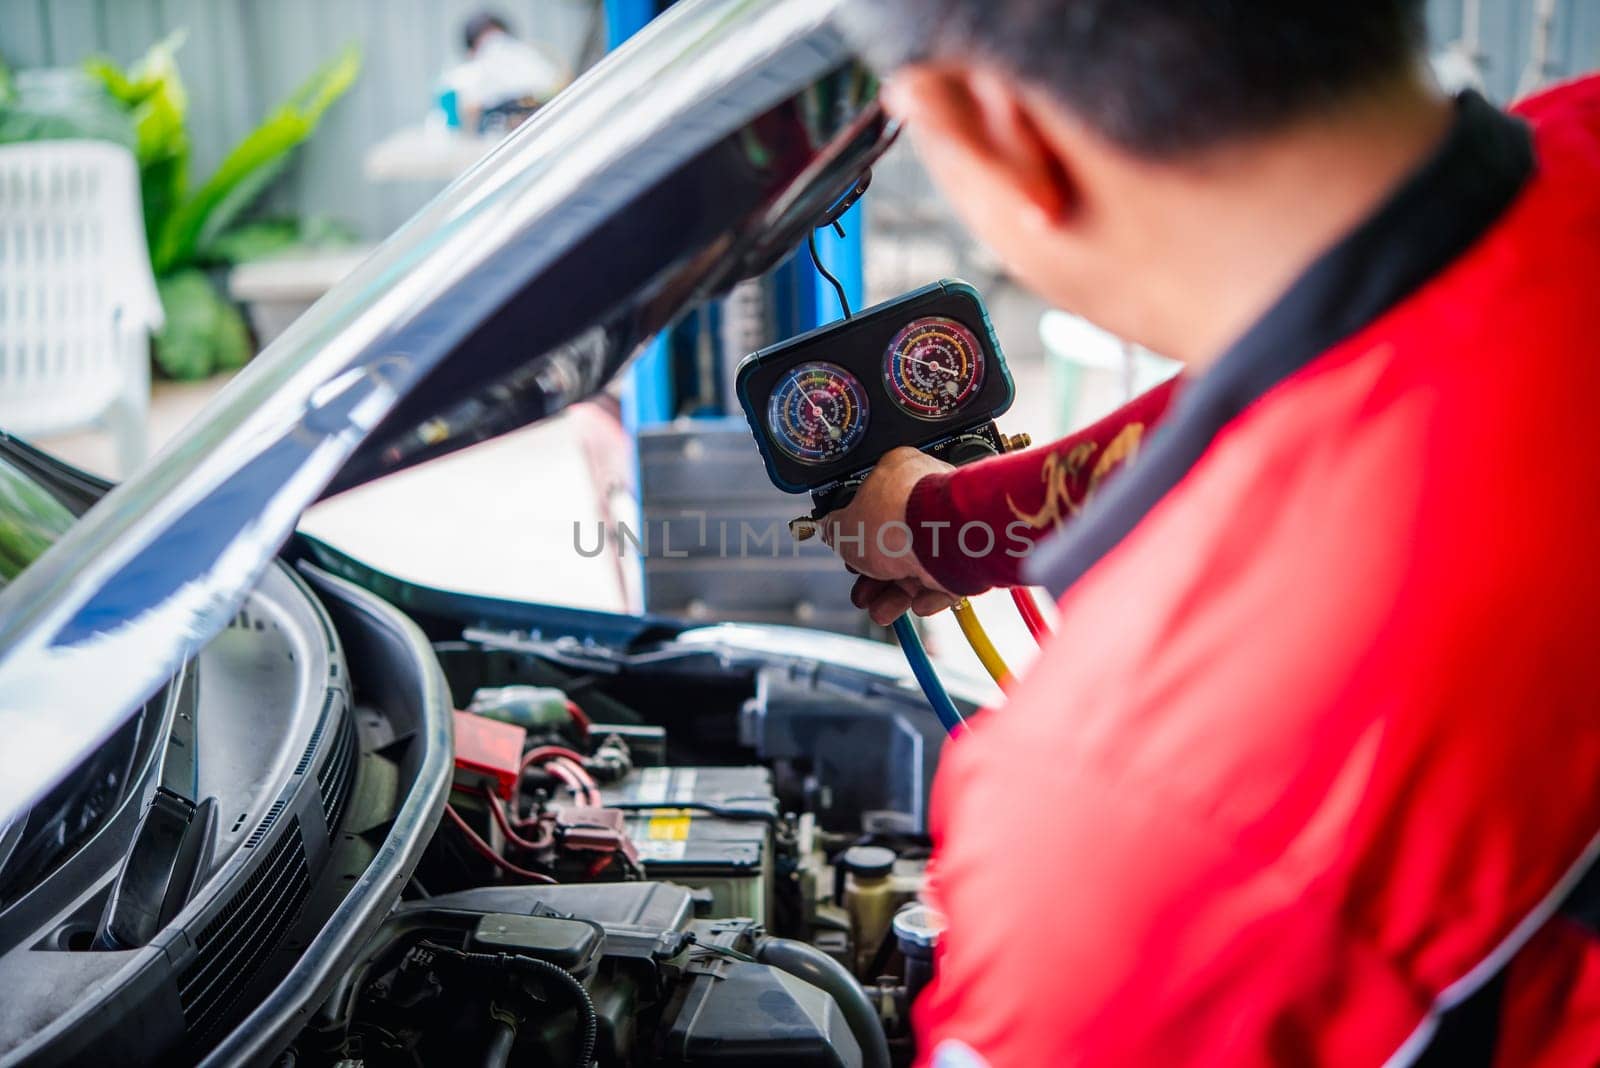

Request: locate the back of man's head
(464, 11), (514, 54)
(843, 1), (1428, 157)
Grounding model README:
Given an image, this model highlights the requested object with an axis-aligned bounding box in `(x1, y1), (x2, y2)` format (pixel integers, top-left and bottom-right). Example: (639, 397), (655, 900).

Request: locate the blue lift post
(606, 0), (866, 620)
(808, 201), (866, 325)
(610, 0), (677, 432)
(607, 0), (865, 434)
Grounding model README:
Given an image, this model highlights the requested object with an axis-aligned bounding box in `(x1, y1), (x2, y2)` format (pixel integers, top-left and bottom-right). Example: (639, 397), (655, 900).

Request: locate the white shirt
(452, 31), (568, 111)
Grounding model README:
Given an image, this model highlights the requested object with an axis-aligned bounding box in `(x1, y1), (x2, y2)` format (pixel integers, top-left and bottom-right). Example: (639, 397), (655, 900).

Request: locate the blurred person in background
(821, 1), (1600, 1065)
(445, 10), (570, 134)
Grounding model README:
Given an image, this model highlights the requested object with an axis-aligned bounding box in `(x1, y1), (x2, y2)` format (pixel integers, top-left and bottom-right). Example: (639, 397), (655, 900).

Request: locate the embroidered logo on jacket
(1007, 422), (1146, 530)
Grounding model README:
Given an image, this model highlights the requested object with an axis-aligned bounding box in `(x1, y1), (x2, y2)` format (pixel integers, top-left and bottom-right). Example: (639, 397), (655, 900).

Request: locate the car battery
(600, 765), (778, 921)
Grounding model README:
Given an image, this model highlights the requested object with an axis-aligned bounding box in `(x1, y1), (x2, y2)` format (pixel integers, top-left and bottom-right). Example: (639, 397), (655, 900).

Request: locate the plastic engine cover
(661, 958), (863, 1066)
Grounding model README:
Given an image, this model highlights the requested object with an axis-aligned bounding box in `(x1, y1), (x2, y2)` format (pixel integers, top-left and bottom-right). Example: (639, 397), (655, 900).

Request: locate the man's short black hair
(464, 11), (513, 53)
(842, 1), (1429, 157)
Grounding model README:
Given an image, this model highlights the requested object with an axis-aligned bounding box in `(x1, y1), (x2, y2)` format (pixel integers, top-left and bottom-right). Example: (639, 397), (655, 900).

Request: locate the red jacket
(908, 78), (1600, 1067)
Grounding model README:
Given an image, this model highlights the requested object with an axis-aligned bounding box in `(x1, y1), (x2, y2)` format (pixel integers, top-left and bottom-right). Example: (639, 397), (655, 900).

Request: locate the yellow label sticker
(646, 808), (693, 841)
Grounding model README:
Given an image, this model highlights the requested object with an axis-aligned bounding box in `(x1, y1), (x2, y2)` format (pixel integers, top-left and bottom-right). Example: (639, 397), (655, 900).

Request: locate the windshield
(0, 454), (73, 590)
(0, 450), (151, 905)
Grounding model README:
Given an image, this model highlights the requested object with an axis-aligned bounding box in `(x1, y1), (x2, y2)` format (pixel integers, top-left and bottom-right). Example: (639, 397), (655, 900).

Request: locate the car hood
(0, 0), (890, 827)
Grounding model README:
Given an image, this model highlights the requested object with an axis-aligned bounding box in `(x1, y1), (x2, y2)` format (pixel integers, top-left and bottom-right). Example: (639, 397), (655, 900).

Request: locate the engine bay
(294, 621), (961, 1068)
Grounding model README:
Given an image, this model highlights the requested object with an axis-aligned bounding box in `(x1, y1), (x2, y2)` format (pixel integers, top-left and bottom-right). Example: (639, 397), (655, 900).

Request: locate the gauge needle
(904, 354), (958, 377)
(806, 395), (842, 439)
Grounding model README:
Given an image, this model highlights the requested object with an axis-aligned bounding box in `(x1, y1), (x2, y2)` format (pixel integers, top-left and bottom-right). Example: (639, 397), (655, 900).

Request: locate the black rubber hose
(420, 942), (597, 1068)
(482, 1016), (517, 1068)
(755, 936), (891, 1068)
(513, 955), (597, 1068)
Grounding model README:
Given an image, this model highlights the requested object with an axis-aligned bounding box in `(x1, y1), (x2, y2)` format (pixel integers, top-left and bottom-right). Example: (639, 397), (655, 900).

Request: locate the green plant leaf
(199, 214), (358, 266)
(86, 30), (187, 109)
(154, 44), (359, 275)
(198, 218), (301, 265)
(85, 32), (190, 250)
(153, 268), (252, 380)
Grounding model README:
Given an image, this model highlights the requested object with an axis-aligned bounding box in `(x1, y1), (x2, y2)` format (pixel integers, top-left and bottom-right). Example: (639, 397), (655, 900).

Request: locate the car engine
(291, 625), (956, 1068)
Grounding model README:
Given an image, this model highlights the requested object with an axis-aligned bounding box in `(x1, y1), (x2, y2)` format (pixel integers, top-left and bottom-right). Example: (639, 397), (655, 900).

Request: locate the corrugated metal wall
(1, 0), (1595, 241)
(1427, 0), (1600, 99)
(0, 0), (600, 239)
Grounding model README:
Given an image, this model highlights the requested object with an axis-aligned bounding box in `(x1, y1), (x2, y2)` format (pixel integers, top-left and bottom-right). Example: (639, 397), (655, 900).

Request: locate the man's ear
(886, 64), (1076, 228)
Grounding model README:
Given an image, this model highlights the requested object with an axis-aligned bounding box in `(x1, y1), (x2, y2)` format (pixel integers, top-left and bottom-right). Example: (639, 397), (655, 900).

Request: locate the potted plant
(86, 34), (360, 380)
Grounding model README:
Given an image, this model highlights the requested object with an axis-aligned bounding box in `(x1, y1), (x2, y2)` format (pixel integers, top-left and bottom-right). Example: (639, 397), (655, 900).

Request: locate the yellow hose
(952, 598), (1012, 686)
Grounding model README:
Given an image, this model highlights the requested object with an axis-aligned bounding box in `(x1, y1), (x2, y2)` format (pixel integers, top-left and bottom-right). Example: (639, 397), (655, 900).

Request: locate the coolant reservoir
(841, 845), (898, 975)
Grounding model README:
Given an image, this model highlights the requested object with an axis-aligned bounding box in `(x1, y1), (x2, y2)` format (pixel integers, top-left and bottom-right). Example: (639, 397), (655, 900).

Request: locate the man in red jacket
(826, 2), (1600, 1065)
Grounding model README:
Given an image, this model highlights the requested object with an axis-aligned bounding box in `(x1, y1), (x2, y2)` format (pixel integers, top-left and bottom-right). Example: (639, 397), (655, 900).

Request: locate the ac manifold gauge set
(737, 280), (1026, 526)
(736, 279), (1048, 735)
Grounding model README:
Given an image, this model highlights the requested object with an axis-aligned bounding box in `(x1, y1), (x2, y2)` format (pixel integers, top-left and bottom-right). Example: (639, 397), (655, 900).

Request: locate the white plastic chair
(0, 140), (163, 475)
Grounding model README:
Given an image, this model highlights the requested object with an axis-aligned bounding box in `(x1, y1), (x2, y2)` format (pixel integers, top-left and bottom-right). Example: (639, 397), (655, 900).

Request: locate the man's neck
(1114, 76), (1457, 369)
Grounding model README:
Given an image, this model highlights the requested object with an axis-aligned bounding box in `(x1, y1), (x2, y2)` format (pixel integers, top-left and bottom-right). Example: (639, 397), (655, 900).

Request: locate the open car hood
(0, 0), (890, 827)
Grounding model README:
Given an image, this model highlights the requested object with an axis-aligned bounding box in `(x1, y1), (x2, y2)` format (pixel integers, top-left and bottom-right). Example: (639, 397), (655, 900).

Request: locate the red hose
(484, 791), (554, 852)
(564, 699), (592, 736)
(542, 759), (586, 800)
(521, 744), (590, 772)
(522, 744), (601, 806)
(1010, 587), (1050, 643)
(443, 804), (556, 883)
(552, 757), (602, 806)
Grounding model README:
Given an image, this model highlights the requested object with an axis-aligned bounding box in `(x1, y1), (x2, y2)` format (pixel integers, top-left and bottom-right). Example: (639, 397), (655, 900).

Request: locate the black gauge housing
(736, 280), (1015, 497)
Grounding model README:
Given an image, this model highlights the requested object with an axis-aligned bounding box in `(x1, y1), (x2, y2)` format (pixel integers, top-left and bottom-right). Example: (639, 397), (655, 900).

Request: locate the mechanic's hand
(821, 447), (960, 626)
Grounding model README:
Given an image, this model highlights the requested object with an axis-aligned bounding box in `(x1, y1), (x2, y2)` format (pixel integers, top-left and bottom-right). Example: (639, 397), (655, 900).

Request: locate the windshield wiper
(97, 665), (215, 949)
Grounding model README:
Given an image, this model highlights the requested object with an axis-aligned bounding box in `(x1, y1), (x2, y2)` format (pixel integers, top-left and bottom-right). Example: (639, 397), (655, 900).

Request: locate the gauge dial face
(766, 362), (870, 465)
(883, 316), (986, 420)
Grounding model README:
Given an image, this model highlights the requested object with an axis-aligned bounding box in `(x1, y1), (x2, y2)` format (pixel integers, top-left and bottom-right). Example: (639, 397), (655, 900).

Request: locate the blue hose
(892, 616), (966, 737)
